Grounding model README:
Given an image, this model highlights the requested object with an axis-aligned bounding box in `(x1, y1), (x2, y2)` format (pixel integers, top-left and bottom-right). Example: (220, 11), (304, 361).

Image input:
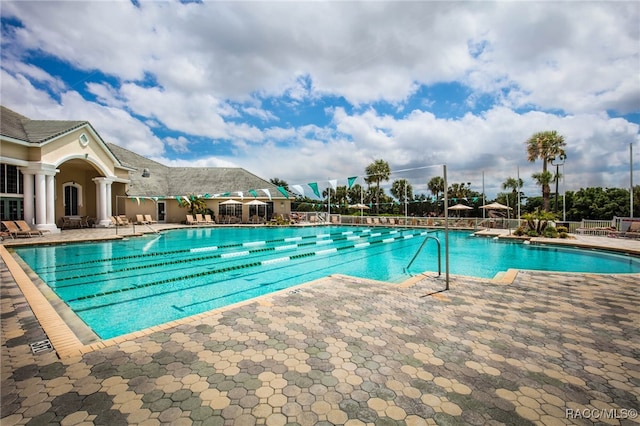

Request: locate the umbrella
(348, 203), (370, 209)
(480, 202), (512, 210)
(349, 203), (370, 218)
(448, 203), (473, 217)
(246, 199), (267, 222)
(448, 203), (473, 210)
(220, 199), (242, 221)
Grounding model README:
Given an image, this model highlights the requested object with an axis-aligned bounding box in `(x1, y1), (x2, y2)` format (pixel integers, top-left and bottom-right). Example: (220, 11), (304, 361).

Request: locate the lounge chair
(80, 215), (93, 228)
(622, 222), (640, 239)
(186, 215), (198, 225)
(1, 221), (32, 238)
(106, 216), (126, 227)
(195, 214), (206, 224)
(15, 220), (43, 236)
(145, 214), (158, 224)
(136, 214), (149, 225)
(204, 214), (215, 224)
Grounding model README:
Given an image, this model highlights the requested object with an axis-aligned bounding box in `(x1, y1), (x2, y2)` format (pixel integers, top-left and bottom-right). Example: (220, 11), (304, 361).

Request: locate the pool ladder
(404, 233), (441, 276)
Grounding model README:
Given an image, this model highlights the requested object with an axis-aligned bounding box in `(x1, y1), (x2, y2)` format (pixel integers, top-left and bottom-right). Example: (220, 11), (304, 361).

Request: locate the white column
(35, 173), (46, 226)
(21, 171), (35, 225)
(46, 175), (55, 225)
(34, 171), (60, 233)
(94, 177), (114, 227)
(106, 181), (112, 219)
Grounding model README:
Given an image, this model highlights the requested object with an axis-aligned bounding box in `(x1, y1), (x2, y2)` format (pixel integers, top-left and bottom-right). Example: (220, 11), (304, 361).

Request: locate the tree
(269, 178), (289, 191)
(502, 177), (524, 213)
(525, 130), (566, 212)
(390, 179), (413, 215)
(364, 159), (391, 213)
(390, 179), (413, 204)
(177, 194), (209, 216)
(347, 184), (365, 205)
(447, 182), (471, 201)
(428, 176), (445, 215)
(566, 187), (631, 220)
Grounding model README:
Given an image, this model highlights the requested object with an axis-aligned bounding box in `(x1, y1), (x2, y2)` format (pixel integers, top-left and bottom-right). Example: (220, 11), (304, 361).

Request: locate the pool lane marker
(52, 228), (416, 285)
(67, 230), (429, 305)
(40, 227), (385, 271)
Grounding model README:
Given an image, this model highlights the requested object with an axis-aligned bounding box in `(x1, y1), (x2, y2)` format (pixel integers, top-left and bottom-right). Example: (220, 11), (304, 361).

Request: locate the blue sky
(1, 1), (638, 199)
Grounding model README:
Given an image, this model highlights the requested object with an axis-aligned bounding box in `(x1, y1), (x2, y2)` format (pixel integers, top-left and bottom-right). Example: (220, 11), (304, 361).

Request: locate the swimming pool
(13, 226), (640, 339)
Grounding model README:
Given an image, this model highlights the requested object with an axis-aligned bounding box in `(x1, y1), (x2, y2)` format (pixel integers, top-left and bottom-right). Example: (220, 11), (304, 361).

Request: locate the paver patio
(1, 228), (639, 425)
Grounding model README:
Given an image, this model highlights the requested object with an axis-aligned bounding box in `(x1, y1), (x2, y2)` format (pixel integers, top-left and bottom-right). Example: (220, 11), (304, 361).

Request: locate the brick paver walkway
(2, 257), (639, 425)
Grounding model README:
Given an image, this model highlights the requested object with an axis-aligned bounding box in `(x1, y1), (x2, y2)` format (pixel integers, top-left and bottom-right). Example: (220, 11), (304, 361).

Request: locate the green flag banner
(308, 182), (321, 198)
(277, 186), (289, 198)
(249, 189), (258, 198)
(347, 176), (357, 189)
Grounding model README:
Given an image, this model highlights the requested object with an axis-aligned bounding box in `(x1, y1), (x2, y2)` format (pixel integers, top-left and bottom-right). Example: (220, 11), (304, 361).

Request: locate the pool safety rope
(38, 228), (383, 271)
(50, 228), (411, 284)
(66, 230), (429, 303)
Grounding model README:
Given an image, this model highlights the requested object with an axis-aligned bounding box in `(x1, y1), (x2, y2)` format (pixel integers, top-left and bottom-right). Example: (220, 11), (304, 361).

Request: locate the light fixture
(142, 168), (151, 178)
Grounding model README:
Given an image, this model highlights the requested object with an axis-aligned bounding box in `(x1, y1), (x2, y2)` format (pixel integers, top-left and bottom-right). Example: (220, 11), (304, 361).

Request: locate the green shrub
(559, 232), (569, 239)
(556, 226), (568, 233)
(527, 229), (539, 237)
(513, 227), (526, 236)
(543, 226), (559, 238)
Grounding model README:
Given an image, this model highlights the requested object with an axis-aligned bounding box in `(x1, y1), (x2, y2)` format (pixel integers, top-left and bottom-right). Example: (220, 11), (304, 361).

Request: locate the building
(1, 106), (291, 232)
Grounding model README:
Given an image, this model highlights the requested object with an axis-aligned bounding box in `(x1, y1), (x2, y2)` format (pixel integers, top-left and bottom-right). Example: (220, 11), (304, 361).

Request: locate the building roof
(1, 106), (288, 199)
(107, 143), (286, 198)
(1, 106), (87, 143)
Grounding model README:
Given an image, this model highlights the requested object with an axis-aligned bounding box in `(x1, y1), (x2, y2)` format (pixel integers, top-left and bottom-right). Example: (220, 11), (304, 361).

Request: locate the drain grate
(29, 339), (53, 354)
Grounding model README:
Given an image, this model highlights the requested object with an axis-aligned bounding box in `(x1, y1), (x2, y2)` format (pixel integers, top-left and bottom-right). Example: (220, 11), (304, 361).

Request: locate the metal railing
(404, 233), (441, 276)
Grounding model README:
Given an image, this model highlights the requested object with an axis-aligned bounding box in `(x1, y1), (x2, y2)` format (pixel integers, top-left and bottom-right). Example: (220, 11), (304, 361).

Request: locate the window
(64, 186), (78, 216)
(63, 183), (83, 216)
(0, 164), (23, 194)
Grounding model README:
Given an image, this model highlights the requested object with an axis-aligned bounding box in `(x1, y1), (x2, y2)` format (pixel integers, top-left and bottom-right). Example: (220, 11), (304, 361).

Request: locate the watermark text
(566, 408), (637, 420)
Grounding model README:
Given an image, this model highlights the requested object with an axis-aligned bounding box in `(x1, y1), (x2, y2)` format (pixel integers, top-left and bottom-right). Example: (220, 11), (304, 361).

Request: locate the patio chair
(115, 216), (129, 226)
(622, 222), (640, 239)
(80, 216), (92, 228)
(15, 220), (43, 236)
(186, 215), (198, 225)
(195, 214), (206, 224)
(1, 221), (32, 238)
(136, 214), (149, 225)
(144, 214), (158, 224)
(204, 214), (215, 224)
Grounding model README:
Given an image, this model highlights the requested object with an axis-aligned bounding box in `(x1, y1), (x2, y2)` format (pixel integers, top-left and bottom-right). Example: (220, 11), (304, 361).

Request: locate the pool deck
(1, 226), (639, 425)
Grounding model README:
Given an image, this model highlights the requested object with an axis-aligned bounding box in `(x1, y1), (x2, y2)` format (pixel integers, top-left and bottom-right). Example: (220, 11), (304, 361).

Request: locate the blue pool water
(14, 226), (640, 339)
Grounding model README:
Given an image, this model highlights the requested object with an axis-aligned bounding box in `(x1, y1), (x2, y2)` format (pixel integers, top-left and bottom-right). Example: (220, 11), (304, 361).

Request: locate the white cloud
(1, 0), (638, 201)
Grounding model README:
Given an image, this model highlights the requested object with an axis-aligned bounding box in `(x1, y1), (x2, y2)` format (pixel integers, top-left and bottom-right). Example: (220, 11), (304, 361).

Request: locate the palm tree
(428, 176), (445, 215)
(391, 179), (413, 215)
(270, 178), (289, 191)
(390, 179), (413, 203)
(526, 130), (566, 212)
(448, 182), (471, 201)
(364, 159), (391, 213)
(502, 177), (523, 213)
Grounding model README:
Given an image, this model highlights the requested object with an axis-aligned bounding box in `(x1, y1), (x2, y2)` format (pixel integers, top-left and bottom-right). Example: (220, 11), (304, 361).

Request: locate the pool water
(14, 226), (640, 339)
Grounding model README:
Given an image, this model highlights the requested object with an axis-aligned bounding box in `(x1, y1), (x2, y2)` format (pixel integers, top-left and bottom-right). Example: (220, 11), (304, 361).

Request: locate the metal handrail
(404, 233), (441, 276)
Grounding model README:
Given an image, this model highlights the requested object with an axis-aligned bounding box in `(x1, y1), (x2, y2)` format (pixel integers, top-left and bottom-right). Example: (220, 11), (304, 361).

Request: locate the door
(157, 201), (166, 223)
